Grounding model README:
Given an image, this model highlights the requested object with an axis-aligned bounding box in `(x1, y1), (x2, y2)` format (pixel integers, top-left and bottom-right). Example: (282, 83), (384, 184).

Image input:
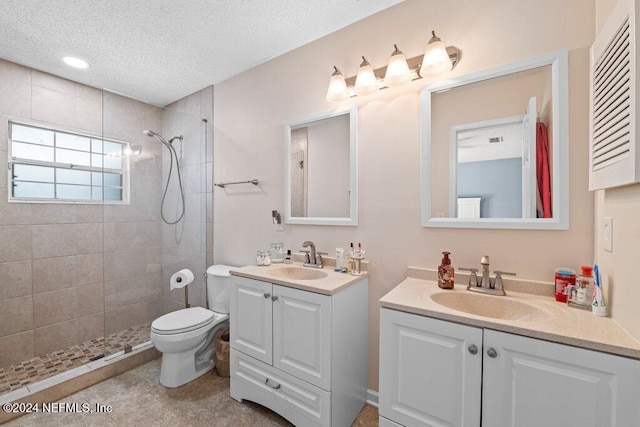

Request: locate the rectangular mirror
(422, 50), (569, 229)
(285, 106), (358, 226)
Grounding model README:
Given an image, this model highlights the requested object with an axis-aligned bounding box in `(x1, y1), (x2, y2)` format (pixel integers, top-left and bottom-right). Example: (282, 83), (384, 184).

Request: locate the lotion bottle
(438, 251), (455, 289)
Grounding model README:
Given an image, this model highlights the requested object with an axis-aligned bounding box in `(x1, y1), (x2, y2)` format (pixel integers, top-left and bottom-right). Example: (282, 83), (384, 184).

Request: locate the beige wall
(213, 0), (596, 390)
(594, 0), (640, 341)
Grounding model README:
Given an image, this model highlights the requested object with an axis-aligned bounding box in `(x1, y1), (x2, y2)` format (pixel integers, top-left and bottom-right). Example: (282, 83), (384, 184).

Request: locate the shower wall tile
(0, 225), (32, 263)
(32, 86), (76, 128)
(0, 296), (33, 337)
(33, 283), (103, 328)
(75, 253), (103, 286)
(31, 70), (76, 96)
(34, 313), (103, 356)
(104, 298), (162, 336)
(104, 272), (162, 311)
(0, 261), (32, 300)
(75, 95), (102, 134)
(75, 223), (104, 254)
(32, 224), (76, 258)
(0, 331), (34, 368)
(31, 204), (77, 225)
(0, 152), (6, 190)
(0, 116), (7, 151)
(0, 59), (31, 83)
(103, 249), (149, 281)
(75, 84), (101, 101)
(32, 255), (77, 294)
(0, 190), (32, 225)
(76, 205), (103, 223)
(0, 78), (31, 118)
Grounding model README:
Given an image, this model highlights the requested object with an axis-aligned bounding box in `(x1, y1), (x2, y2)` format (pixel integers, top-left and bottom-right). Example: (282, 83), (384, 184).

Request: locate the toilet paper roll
(170, 269), (195, 290)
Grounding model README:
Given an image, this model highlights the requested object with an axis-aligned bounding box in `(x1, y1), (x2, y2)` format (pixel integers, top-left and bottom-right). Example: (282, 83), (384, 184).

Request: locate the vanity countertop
(380, 270), (640, 360)
(231, 263), (367, 296)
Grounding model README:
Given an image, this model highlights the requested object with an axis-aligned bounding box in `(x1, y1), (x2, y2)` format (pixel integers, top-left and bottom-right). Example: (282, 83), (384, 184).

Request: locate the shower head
(142, 129), (170, 147)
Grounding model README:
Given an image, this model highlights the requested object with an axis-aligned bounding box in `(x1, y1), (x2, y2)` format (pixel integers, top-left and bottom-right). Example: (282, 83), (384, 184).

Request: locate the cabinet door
(230, 276), (273, 364)
(483, 329), (640, 427)
(272, 284), (331, 391)
(379, 308), (483, 427)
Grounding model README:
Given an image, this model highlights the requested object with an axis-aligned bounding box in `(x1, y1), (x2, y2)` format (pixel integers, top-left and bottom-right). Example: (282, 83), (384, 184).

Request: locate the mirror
(284, 106), (358, 226)
(421, 50), (569, 229)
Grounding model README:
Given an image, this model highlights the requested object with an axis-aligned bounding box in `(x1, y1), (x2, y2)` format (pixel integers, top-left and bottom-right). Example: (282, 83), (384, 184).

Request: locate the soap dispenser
(438, 251), (455, 289)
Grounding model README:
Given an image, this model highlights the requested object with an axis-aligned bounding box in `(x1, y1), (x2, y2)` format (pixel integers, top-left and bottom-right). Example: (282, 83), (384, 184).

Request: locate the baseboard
(366, 388), (379, 408)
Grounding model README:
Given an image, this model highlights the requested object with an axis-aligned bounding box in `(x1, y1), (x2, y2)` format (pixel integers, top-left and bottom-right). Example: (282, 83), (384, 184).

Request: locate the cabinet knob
(271, 295), (279, 302)
(487, 348), (498, 358)
(468, 344), (478, 355)
(265, 378), (281, 389)
(263, 293), (271, 299)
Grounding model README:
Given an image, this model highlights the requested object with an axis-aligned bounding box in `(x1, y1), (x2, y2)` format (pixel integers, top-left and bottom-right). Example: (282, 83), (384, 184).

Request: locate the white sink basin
(429, 291), (549, 322)
(267, 266), (328, 281)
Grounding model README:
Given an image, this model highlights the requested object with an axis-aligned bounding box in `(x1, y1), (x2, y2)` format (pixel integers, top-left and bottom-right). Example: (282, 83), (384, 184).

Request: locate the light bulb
(420, 31), (452, 76)
(384, 45), (411, 87)
(354, 57), (379, 96)
(326, 66), (350, 102)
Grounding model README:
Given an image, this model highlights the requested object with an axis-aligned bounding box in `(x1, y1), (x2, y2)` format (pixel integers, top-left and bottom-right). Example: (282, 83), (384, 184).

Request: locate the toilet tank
(206, 265), (234, 314)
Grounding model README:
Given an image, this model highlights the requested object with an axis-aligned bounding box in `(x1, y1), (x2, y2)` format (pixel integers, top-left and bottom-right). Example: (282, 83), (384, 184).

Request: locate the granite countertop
(231, 263), (368, 295)
(380, 268), (640, 360)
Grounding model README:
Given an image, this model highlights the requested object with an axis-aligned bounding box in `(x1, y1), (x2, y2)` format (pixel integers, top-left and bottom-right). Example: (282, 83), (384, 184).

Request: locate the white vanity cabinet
(230, 274), (368, 427)
(379, 308), (640, 427)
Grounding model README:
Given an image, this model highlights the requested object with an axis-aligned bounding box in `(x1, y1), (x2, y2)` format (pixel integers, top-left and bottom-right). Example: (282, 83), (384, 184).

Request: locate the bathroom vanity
(229, 264), (368, 427)
(379, 269), (640, 427)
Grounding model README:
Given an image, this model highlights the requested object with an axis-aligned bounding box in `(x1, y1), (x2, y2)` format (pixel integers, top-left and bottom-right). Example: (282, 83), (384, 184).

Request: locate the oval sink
(429, 291), (548, 322)
(267, 266), (328, 281)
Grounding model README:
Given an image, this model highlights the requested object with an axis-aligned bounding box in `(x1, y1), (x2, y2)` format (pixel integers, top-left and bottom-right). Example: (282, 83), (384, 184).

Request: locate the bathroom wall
(0, 58), (164, 366)
(212, 0), (595, 390)
(594, 0), (640, 341)
(161, 87), (214, 313)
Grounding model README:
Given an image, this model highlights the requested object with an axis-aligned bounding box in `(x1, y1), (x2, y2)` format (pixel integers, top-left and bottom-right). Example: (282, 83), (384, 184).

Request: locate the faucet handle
(493, 271), (516, 292)
(459, 267), (479, 288)
(299, 250), (311, 263)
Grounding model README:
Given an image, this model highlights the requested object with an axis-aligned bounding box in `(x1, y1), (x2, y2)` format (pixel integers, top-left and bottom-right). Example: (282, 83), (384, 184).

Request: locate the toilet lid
(151, 307), (216, 334)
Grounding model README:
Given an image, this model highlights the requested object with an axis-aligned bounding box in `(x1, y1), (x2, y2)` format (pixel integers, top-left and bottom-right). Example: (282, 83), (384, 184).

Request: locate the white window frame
(7, 121), (130, 204)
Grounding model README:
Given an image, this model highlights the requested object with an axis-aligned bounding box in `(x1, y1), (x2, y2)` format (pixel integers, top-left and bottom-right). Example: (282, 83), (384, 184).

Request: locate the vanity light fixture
(62, 56), (90, 69)
(383, 45), (411, 87)
(354, 56), (379, 95)
(325, 66), (350, 102)
(326, 30), (459, 102)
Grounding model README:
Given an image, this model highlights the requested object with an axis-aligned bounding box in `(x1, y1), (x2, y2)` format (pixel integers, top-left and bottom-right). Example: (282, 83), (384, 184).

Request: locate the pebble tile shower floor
(0, 323), (151, 394)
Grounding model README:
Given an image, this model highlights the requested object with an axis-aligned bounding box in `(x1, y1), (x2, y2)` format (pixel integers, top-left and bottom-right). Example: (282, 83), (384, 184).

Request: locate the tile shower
(0, 58), (213, 395)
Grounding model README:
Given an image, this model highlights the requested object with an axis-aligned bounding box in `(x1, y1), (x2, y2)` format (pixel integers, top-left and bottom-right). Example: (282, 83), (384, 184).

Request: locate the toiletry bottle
(284, 249), (293, 264)
(592, 264), (607, 317)
(577, 266), (594, 308)
(554, 268), (575, 303)
(335, 248), (344, 272)
(438, 251), (455, 289)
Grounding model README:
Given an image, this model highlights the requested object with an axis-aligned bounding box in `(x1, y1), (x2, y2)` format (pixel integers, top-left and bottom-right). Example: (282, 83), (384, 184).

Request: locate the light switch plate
(603, 217), (613, 252)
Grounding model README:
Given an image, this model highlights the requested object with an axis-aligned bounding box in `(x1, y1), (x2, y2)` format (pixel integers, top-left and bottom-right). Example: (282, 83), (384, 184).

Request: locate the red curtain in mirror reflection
(536, 122), (552, 218)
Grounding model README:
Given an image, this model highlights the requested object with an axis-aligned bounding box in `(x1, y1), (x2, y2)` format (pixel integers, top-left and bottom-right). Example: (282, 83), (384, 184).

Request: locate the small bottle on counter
(438, 251), (455, 289)
(270, 242), (284, 263)
(284, 249), (293, 264)
(335, 248), (344, 272)
(555, 268), (576, 303)
(576, 266), (595, 308)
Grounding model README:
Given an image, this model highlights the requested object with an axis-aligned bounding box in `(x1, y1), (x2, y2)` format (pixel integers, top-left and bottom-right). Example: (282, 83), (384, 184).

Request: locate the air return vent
(590, 0), (640, 190)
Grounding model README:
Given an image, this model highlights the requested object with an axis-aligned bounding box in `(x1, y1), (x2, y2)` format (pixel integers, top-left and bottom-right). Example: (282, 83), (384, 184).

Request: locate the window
(8, 122), (129, 203)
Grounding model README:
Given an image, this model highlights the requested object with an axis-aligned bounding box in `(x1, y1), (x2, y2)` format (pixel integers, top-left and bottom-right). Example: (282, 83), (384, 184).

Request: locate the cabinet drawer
(231, 349), (331, 427)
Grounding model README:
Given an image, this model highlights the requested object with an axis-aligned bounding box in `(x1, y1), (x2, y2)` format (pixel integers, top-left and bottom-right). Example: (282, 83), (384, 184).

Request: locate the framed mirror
(421, 50), (569, 229)
(284, 106), (358, 226)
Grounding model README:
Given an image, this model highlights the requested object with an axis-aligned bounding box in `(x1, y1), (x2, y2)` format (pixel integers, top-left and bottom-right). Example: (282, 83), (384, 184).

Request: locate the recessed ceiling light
(62, 56), (89, 69)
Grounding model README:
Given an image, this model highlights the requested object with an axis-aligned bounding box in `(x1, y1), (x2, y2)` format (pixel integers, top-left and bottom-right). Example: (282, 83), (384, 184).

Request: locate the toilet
(150, 265), (233, 388)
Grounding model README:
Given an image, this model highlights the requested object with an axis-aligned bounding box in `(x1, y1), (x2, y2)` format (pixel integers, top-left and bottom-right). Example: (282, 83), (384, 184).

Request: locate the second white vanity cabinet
(380, 308), (640, 427)
(230, 273), (368, 427)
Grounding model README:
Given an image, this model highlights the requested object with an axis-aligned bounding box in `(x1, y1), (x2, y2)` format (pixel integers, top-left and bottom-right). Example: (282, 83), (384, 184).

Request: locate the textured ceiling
(0, 0), (404, 106)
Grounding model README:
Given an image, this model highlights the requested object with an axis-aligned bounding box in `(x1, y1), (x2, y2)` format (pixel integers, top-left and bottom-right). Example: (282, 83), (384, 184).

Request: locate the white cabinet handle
(487, 348), (498, 358)
(271, 295), (279, 302)
(468, 344), (478, 355)
(263, 293), (271, 299)
(265, 378), (281, 389)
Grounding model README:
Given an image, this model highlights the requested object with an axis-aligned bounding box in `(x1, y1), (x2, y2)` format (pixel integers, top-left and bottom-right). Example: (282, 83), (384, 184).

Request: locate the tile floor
(7, 358), (379, 426)
(0, 323), (151, 394)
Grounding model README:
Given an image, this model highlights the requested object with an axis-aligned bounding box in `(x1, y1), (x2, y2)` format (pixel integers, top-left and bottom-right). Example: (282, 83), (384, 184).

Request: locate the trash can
(215, 328), (230, 377)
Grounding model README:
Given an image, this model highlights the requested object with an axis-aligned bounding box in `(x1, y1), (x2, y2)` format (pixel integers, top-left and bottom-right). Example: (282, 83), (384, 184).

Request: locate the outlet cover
(603, 217), (613, 252)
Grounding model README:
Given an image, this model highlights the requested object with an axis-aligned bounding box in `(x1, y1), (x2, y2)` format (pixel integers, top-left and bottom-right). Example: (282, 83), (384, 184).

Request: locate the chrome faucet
(460, 255), (516, 296)
(301, 241), (326, 268)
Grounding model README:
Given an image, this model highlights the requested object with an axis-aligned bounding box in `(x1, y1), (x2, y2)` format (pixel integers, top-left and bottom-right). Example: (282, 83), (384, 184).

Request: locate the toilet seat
(151, 307), (225, 335)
